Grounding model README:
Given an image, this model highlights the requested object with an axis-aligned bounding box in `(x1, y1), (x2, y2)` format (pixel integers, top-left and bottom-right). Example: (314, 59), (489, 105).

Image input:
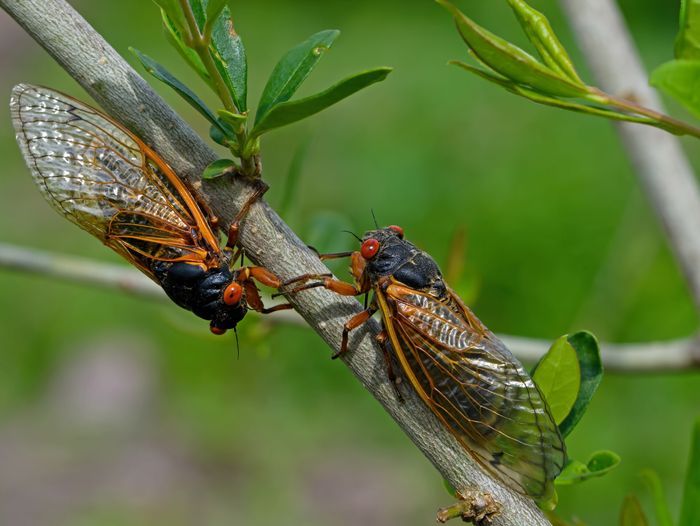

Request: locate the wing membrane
(10, 84), (220, 278)
(381, 282), (565, 499)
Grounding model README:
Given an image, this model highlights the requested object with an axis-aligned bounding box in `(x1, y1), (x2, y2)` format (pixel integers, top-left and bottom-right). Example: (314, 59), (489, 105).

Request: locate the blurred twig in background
(559, 0), (700, 315)
(2, 242), (698, 373)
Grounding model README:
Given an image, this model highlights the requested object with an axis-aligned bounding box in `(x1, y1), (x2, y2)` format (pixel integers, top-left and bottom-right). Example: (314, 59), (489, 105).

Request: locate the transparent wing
(383, 282), (565, 499)
(10, 84), (220, 278)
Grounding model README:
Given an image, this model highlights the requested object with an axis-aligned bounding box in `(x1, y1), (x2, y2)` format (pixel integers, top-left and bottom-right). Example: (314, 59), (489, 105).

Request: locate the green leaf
(217, 109), (247, 131)
(532, 335), (580, 425)
(558, 331), (603, 438)
(190, 0), (247, 111)
(256, 29), (340, 124)
(205, 0), (228, 24)
(442, 478), (457, 498)
(202, 158), (236, 179)
(209, 6), (248, 111)
(250, 67), (392, 139)
(676, 0), (700, 59)
(619, 495), (650, 526)
(130, 47), (225, 135)
(152, 0), (187, 34)
(639, 470), (674, 526)
(437, 0), (588, 98)
(680, 418), (700, 526)
(505, 0), (582, 83)
(210, 123), (229, 145)
(651, 59), (700, 119)
(556, 450), (621, 486)
(161, 11), (212, 87)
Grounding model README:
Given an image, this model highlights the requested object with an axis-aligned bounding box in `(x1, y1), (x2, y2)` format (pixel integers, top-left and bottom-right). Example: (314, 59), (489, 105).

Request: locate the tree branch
(0, 0), (549, 523)
(559, 0), (700, 315)
(3, 242), (698, 372)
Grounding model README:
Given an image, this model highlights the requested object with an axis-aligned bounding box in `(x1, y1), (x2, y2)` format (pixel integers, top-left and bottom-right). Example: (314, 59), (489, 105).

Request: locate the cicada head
(359, 226), (446, 295)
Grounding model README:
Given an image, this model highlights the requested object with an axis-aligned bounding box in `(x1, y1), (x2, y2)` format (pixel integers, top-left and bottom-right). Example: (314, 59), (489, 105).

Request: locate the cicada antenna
(371, 209), (379, 229)
(341, 230), (362, 242)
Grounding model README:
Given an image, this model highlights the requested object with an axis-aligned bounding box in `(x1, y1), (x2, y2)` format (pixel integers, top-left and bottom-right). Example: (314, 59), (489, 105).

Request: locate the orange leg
(376, 330), (403, 402)
(334, 303), (377, 359)
(226, 180), (269, 248)
(243, 280), (293, 314)
(277, 273), (364, 298)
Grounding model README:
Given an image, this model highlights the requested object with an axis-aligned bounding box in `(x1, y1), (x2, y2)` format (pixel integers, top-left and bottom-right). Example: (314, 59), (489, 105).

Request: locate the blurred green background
(0, 0), (698, 524)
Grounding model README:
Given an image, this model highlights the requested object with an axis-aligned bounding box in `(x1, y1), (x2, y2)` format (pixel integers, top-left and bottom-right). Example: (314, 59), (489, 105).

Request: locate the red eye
(361, 238), (380, 259)
(210, 324), (227, 335)
(223, 282), (243, 306)
(388, 225), (404, 238)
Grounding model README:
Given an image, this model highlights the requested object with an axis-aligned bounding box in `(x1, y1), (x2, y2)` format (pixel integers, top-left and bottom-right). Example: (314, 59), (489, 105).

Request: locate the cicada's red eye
(210, 325), (227, 335)
(223, 282), (243, 306)
(361, 238), (380, 259)
(388, 225), (404, 239)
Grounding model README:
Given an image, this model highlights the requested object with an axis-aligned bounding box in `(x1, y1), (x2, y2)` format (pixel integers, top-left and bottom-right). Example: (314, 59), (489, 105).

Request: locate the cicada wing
(382, 283), (565, 499)
(10, 84), (220, 278)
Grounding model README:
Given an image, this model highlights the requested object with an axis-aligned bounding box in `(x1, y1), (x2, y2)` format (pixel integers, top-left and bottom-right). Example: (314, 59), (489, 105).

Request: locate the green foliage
(639, 470), (674, 526)
(650, 1), (700, 135)
(532, 335), (580, 425)
(680, 418), (700, 526)
(129, 47), (224, 134)
(202, 158), (236, 179)
(437, 0), (700, 139)
(558, 332), (603, 438)
(250, 68), (392, 140)
(556, 451), (621, 486)
(619, 495), (650, 526)
(256, 29), (340, 124)
(138, 0), (391, 178)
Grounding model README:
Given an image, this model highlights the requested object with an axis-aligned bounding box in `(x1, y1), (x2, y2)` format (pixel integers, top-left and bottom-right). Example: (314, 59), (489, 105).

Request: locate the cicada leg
(376, 330), (404, 402)
(236, 266), (293, 314)
(436, 489), (501, 525)
(226, 179), (269, 249)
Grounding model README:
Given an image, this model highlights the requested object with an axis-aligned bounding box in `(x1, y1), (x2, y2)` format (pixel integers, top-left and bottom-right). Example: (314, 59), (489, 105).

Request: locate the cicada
(11, 84), (288, 334)
(280, 225), (566, 500)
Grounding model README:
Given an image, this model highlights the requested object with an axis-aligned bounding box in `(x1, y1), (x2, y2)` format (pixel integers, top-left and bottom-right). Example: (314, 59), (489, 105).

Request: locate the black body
(361, 228), (447, 297)
(153, 261), (247, 332)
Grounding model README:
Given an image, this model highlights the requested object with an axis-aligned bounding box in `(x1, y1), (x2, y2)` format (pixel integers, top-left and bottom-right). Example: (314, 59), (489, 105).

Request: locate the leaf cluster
(437, 0), (700, 139)
(133, 0), (392, 179)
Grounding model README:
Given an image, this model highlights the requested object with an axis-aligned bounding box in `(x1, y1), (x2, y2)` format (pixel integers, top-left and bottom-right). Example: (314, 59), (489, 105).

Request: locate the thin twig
(2, 242), (698, 372)
(0, 0), (549, 523)
(559, 0), (700, 315)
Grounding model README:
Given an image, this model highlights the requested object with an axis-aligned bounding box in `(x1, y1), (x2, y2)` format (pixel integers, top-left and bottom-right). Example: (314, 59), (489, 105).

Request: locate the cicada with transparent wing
(11, 84), (289, 334)
(280, 225), (566, 501)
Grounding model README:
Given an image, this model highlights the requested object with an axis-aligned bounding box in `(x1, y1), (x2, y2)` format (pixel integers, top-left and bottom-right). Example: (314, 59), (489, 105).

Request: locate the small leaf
(130, 47), (225, 134)
(558, 331), (603, 438)
(556, 451), (621, 486)
(532, 335), (580, 425)
(205, 0), (228, 25)
(442, 478), (457, 498)
(210, 7), (248, 111)
(161, 11), (212, 87)
(619, 495), (650, 526)
(250, 67), (392, 139)
(505, 0), (582, 83)
(676, 0), (700, 59)
(256, 29), (341, 124)
(210, 123), (229, 145)
(217, 109), (247, 130)
(639, 470), (674, 526)
(651, 59), (700, 119)
(202, 158), (236, 179)
(153, 0), (187, 35)
(680, 418), (700, 526)
(437, 0), (588, 98)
